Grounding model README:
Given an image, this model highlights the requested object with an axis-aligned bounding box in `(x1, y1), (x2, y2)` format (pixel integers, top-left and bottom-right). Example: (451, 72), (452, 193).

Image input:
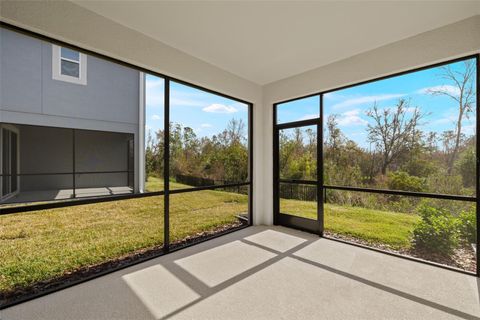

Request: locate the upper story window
(52, 44), (87, 85)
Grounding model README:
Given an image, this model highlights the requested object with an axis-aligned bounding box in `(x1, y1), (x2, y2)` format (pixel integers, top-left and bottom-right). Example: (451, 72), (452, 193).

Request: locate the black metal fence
(175, 174), (249, 195)
(279, 183), (317, 201)
(175, 174), (215, 187)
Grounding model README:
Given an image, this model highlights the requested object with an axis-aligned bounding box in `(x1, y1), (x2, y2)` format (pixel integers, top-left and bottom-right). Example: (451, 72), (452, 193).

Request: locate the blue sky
(145, 75), (249, 141)
(277, 59), (477, 148)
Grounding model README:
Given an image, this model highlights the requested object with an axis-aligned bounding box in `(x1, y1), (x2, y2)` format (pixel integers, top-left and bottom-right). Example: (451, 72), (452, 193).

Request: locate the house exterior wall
(0, 28), (141, 192)
(0, 28), (140, 130)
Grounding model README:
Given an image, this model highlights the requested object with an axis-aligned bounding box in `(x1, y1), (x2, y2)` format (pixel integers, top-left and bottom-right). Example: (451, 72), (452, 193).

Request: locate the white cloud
(323, 92), (340, 101)
(430, 108), (458, 125)
(297, 113), (320, 121)
(145, 78), (164, 90)
(200, 123), (212, 128)
(337, 109), (368, 126)
(463, 123), (475, 136)
(417, 85), (460, 97)
(145, 87), (206, 108)
(202, 103), (238, 114)
(382, 106), (417, 113)
(151, 114), (161, 120)
(432, 117), (454, 125)
(331, 93), (405, 110)
(170, 89), (211, 108)
(171, 97), (204, 107)
(146, 93), (164, 107)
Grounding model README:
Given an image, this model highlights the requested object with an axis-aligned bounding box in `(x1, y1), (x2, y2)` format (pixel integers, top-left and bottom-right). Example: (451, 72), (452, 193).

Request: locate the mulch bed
(324, 231), (476, 273)
(0, 221), (247, 308)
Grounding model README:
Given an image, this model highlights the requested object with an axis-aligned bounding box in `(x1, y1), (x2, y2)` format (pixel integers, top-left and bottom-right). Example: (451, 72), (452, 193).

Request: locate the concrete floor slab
(2, 187), (133, 204)
(1, 226), (479, 320)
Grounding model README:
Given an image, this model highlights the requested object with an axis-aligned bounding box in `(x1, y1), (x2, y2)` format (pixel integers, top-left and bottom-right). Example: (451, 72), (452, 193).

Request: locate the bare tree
(426, 131), (438, 153)
(427, 60), (475, 173)
(226, 118), (246, 145)
(366, 99), (425, 175)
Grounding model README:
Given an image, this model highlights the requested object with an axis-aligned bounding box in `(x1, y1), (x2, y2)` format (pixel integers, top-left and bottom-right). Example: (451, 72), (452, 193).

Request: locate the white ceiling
(74, 1), (480, 85)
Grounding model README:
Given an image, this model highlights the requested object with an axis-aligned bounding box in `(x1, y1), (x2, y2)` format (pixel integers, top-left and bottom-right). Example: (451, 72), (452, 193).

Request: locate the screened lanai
(1, 1), (480, 319)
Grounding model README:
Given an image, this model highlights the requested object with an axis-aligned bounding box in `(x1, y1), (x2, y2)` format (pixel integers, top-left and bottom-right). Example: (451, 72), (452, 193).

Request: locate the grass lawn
(0, 180), (248, 294)
(145, 176), (197, 191)
(1, 178), (418, 296)
(280, 198), (419, 249)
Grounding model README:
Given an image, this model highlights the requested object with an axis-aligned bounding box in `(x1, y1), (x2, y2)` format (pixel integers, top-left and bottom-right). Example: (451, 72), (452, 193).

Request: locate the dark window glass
(60, 47), (80, 61)
(61, 59), (80, 78)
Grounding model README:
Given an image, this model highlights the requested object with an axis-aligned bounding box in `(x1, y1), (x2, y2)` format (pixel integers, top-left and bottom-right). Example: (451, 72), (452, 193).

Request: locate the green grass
(280, 198), (419, 249)
(145, 176), (202, 191)
(0, 179), (247, 293)
(0, 179), (418, 295)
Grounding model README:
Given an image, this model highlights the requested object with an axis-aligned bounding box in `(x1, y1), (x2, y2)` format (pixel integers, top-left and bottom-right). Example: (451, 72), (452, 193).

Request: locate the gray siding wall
(0, 28), (139, 128)
(0, 28), (141, 192)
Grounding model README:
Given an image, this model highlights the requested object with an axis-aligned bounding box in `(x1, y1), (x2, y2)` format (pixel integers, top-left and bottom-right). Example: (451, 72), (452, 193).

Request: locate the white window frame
(52, 44), (87, 85)
(139, 72), (146, 193)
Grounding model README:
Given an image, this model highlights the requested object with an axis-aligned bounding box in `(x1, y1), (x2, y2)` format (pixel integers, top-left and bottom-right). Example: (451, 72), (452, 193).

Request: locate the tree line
(281, 60), (476, 199)
(145, 118), (248, 184)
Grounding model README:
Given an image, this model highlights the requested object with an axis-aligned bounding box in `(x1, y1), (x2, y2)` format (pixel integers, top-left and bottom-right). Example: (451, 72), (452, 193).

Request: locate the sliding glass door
(1, 125), (19, 200)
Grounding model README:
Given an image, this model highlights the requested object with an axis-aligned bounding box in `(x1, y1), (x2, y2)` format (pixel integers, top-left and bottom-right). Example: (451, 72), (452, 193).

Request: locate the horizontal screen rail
(169, 182), (251, 194)
(0, 182), (251, 215)
(323, 185), (476, 202)
(0, 171), (133, 176)
(275, 118), (320, 130)
(279, 179), (317, 185)
(0, 191), (163, 215)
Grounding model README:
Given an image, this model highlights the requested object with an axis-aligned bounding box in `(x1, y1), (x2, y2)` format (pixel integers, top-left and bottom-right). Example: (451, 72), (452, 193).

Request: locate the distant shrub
(426, 172), (464, 196)
(456, 148), (476, 188)
(412, 205), (459, 255)
(458, 207), (476, 244)
(419, 198), (472, 217)
(402, 158), (437, 178)
(386, 197), (419, 214)
(388, 171), (426, 192)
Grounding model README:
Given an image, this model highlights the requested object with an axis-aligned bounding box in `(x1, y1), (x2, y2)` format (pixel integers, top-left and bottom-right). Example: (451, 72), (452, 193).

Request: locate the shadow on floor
(2, 226), (480, 320)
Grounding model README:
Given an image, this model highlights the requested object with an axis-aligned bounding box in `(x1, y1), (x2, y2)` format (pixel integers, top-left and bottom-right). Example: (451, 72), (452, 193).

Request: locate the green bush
(412, 205), (459, 255)
(402, 157), (437, 178)
(426, 172), (465, 196)
(458, 208), (476, 244)
(456, 148), (476, 188)
(388, 171), (426, 192)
